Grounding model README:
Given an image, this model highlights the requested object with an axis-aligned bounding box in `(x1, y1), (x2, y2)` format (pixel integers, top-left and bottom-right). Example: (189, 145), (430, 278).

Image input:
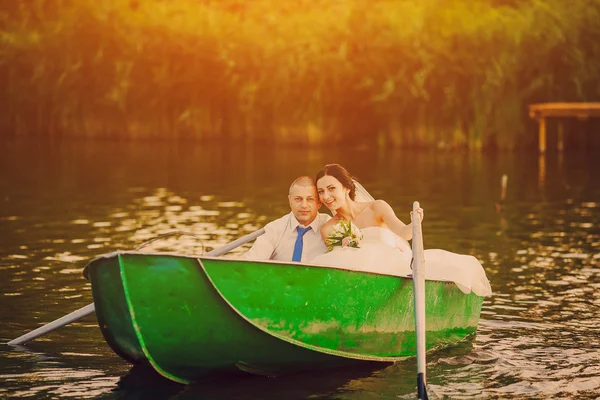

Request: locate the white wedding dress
(309, 226), (492, 296)
(308, 180), (492, 296)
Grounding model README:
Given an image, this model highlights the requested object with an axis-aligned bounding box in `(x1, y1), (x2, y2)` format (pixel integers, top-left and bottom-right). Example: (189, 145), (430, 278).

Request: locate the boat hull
(87, 254), (146, 364)
(86, 253), (484, 383)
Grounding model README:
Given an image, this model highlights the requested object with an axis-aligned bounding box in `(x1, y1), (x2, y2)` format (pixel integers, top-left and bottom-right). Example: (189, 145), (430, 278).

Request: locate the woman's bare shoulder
(355, 200), (379, 210)
(371, 199), (392, 211)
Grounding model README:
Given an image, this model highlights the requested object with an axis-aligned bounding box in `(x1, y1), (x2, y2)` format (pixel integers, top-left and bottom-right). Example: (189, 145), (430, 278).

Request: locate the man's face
(288, 184), (321, 225)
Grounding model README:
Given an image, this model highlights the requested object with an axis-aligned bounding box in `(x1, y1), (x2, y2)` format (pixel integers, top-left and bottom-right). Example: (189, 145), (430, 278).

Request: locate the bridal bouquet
(325, 219), (363, 252)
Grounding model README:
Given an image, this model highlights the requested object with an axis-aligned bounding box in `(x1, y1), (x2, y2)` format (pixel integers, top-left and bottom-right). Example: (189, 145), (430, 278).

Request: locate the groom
(244, 176), (330, 262)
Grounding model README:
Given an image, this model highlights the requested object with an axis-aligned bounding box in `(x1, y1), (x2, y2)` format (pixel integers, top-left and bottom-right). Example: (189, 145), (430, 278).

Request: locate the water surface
(1, 140), (599, 399)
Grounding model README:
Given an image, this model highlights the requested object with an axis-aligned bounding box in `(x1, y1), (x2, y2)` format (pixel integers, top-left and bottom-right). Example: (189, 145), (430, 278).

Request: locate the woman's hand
(341, 236), (351, 248)
(410, 207), (424, 223)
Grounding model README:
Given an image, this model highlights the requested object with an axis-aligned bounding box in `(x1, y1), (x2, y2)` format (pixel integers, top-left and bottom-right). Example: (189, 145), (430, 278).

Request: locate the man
(244, 176), (330, 262)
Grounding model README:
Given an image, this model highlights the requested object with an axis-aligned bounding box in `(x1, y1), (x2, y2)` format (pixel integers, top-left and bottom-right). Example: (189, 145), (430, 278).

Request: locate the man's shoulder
(264, 213), (292, 229)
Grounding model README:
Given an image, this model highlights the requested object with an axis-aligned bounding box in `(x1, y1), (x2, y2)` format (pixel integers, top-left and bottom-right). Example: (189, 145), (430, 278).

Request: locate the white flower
(325, 219), (363, 251)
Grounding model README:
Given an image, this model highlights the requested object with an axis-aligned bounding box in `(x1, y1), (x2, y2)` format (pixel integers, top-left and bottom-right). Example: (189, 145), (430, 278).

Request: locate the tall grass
(1, 0), (599, 150)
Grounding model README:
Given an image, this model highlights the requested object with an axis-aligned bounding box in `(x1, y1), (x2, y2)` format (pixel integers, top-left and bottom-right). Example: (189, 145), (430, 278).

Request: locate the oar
(411, 201), (429, 400)
(7, 228), (265, 346)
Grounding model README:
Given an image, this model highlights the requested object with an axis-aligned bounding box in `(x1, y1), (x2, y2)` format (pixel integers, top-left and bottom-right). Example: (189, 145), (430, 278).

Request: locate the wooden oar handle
(7, 303), (96, 346)
(411, 200), (428, 398)
(8, 228), (267, 345)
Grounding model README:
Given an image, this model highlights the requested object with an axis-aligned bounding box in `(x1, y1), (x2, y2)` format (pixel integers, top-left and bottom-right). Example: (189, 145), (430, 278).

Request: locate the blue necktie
(292, 226), (312, 262)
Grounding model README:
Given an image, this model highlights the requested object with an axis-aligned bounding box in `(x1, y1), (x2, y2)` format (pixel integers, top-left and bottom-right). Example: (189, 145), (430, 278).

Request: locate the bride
(309, 164), (492, 297)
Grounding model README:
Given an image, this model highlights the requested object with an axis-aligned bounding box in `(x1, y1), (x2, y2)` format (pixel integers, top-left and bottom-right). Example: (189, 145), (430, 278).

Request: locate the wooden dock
(529, 102), (600, 153)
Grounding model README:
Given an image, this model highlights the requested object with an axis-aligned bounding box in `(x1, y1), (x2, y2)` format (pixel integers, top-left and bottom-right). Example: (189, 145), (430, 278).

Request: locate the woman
(309, 164), (492, 297)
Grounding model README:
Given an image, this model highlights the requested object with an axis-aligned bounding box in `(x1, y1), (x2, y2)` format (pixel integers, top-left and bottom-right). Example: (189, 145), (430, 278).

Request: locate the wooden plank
(529, 102), (600, 119)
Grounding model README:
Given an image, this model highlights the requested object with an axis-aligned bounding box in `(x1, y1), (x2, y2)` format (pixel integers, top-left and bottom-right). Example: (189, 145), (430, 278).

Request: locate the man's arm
(242, 215), (287, 260)
(242, 231), (276, 260)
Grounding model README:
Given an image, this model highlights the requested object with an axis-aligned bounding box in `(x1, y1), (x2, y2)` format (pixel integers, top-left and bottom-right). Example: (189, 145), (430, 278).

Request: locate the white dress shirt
(243, 212), (331, 262)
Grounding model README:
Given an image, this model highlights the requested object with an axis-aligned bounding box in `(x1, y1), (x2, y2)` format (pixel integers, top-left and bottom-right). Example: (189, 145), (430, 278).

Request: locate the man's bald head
(289, 176), (316, 194)
(288, 176), (321, 225)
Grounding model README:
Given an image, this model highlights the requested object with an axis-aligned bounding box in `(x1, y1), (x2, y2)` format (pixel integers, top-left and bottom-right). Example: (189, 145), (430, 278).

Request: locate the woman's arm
(319, 218), (337, 241)
(373, 200), (423, 241)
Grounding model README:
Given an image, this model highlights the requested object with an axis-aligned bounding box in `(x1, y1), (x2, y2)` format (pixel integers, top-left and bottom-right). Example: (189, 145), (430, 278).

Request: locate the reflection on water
(0, 342), (126, 399)
(98, 363), (395, 400)
(0, 140), (599, 399)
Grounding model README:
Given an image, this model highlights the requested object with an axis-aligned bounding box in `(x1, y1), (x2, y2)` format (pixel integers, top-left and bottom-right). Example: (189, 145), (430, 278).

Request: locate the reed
(1, 0), (599, 150)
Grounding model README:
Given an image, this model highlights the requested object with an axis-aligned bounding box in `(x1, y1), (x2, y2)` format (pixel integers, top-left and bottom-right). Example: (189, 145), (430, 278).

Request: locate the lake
(0, 139), (599, 399)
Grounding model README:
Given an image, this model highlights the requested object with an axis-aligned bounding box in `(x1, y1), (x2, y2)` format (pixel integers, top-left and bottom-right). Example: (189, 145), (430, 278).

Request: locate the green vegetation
(1, 0), (599, 149)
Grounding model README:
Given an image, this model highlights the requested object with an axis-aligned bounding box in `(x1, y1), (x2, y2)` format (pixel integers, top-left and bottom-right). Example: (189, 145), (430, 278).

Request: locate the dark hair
(315, 164), (356, 200)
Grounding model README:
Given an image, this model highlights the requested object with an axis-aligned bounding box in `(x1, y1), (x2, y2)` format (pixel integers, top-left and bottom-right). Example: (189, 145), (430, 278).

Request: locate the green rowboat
(85, 252), (484, 384)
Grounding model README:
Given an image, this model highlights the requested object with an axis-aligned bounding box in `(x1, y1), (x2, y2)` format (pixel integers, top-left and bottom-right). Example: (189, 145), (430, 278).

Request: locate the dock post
(557, 121), (564, 152)
(538, 118), (547, 154)
(538, 154), (546, 189)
